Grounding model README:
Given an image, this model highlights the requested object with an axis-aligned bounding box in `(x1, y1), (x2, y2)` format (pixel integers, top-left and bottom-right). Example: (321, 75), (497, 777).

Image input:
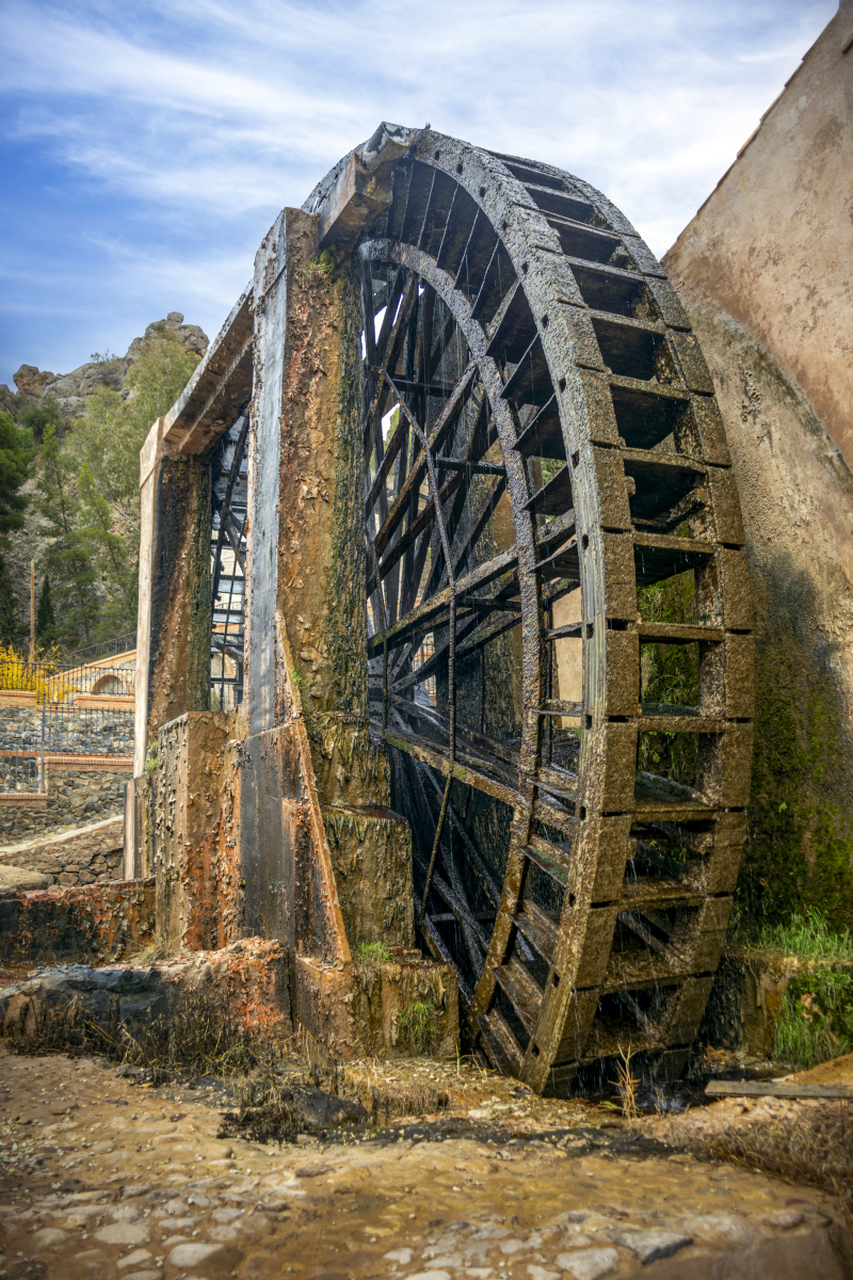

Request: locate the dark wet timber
(210, 406), (250, 710)
(327, 133), (753, 1095)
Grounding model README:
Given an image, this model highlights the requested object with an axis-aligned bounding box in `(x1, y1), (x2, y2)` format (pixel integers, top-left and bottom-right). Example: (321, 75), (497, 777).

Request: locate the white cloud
(0, 0), (838, 378)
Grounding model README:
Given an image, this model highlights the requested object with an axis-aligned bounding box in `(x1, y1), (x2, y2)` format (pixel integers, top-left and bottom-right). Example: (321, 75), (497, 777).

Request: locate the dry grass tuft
(695, 1103), (853, 1217)
(219, 1058), (297, 1144)
(126, 934), (172, 965)
(123, 985), (268, 1081)
(6, 994), (114, 1060)
(612, 1048), (640, 1123)
(310, 1060), (450, 1122)
(6, 984), (270, 1082)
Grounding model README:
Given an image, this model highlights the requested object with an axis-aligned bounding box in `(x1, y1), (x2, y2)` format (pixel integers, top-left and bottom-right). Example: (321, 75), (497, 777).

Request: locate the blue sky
(0, 0), (837, 389)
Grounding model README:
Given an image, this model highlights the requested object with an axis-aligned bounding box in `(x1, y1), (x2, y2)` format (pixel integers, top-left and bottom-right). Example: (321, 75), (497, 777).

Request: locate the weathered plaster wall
(665, 1), (853, 464)
(663, 2), (853, 926)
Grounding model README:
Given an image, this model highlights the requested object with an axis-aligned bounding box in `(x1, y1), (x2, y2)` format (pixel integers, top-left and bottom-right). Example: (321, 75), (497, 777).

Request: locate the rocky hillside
(2, 312), (209, 646)
(4, 311), (208, 421)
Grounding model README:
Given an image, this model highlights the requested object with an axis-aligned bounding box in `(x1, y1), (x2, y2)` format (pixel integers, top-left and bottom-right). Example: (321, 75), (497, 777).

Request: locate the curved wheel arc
(327, 130), (752, 1095)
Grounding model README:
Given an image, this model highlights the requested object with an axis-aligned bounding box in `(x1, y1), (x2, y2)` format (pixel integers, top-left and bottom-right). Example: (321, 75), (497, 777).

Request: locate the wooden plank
(705, 1080), (853, 1101)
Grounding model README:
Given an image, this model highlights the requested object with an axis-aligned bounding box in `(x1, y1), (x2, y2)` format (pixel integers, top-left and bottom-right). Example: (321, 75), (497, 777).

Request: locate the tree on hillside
(35, 575), (56, 647)
(0, 411), (34, 536)
(125, 327), (200, 434)
(74, 331), (200, 530)
(30, 330), (200, 645)
(18, 397), (62, 446)
(35, 423), (99, 644)
(71, 331), (200, 637)
(0, 555), (18, 649)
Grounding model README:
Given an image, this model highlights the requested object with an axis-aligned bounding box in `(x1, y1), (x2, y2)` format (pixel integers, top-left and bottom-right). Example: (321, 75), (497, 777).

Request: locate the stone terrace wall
(0, 704), (133, 757)
(0, 815), (124, 887)
(0, 768), (127, 843)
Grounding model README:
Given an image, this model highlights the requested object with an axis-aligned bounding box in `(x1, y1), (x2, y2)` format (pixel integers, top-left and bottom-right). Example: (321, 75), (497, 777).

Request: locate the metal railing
(0, 658), (135, 701)
(66, 632), (136, 664)
(0, 659), (135, 797)
(42, 703), (134, 757)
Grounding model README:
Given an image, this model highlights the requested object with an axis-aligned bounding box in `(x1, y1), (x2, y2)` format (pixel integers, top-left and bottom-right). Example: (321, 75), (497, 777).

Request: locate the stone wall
(0, 878), (155, 965)
(0, 815), (124, 887)
(0, 768), (128, 843)
(0, 938), (291, 1041)
(0, 704), (134, 757)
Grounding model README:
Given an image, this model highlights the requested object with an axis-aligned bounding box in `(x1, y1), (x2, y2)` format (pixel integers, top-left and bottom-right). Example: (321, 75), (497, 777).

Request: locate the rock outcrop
(6, 311), (209, 421)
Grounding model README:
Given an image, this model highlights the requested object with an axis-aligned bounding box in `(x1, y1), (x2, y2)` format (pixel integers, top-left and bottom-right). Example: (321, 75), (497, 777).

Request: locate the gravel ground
(0, 1045), (850, 1280)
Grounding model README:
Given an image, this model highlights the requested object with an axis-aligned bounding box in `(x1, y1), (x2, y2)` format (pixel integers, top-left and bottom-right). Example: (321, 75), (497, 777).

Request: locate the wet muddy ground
(0, 1044), (850, 1280)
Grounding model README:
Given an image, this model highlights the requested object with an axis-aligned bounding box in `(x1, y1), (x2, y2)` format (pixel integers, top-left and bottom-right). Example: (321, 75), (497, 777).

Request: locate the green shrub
(355, 940), (392, 964)
(774, 967), (853, 1068)
(397, 999), (441, 1054)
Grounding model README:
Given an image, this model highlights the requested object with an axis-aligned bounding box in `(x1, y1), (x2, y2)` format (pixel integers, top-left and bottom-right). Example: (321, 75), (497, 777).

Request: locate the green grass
(397, 999), (441, 1054)
(726, 909), (853, 1070)
(740, 909), (853, 1069)
(354, 940), (392, 964)
(754, 908), (853, 960)
(774, 967), (853, 1068)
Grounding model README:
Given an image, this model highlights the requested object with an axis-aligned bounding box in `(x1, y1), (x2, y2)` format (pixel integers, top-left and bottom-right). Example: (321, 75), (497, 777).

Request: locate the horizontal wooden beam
(705, 1079), (853, 1101)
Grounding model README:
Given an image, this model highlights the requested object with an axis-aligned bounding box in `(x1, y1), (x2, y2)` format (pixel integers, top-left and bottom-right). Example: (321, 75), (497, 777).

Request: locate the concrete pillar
(153, 711), (240, 952)
(237, 207), (414, 972)
(127, 419), (213, 879)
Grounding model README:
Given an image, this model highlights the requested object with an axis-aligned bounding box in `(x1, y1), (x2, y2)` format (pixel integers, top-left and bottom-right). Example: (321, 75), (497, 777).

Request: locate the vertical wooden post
(29, 561), (35, 662)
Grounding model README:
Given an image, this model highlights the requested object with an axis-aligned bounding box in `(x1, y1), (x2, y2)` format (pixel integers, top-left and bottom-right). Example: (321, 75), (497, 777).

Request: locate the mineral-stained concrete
(150, 711), (242, 953)
(123, 173), (457, 1064)
(0, 880), (155, 964)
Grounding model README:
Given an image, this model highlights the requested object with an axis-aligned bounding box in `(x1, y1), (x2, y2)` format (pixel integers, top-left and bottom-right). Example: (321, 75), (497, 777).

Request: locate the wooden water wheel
(322, 132), (753, 1095)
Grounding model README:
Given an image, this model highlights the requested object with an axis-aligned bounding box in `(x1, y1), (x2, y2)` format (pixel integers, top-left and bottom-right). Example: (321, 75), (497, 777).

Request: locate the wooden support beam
(705, 1080), (853, 1101)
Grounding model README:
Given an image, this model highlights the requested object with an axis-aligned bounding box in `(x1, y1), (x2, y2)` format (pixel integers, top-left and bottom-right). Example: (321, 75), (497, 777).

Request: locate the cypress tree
(35, 575), (56, 647)
(0, 554), (17, 649)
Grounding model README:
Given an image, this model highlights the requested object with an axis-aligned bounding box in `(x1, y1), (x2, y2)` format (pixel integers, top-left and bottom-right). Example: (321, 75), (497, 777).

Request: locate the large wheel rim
(336, 132), (752, 1094)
